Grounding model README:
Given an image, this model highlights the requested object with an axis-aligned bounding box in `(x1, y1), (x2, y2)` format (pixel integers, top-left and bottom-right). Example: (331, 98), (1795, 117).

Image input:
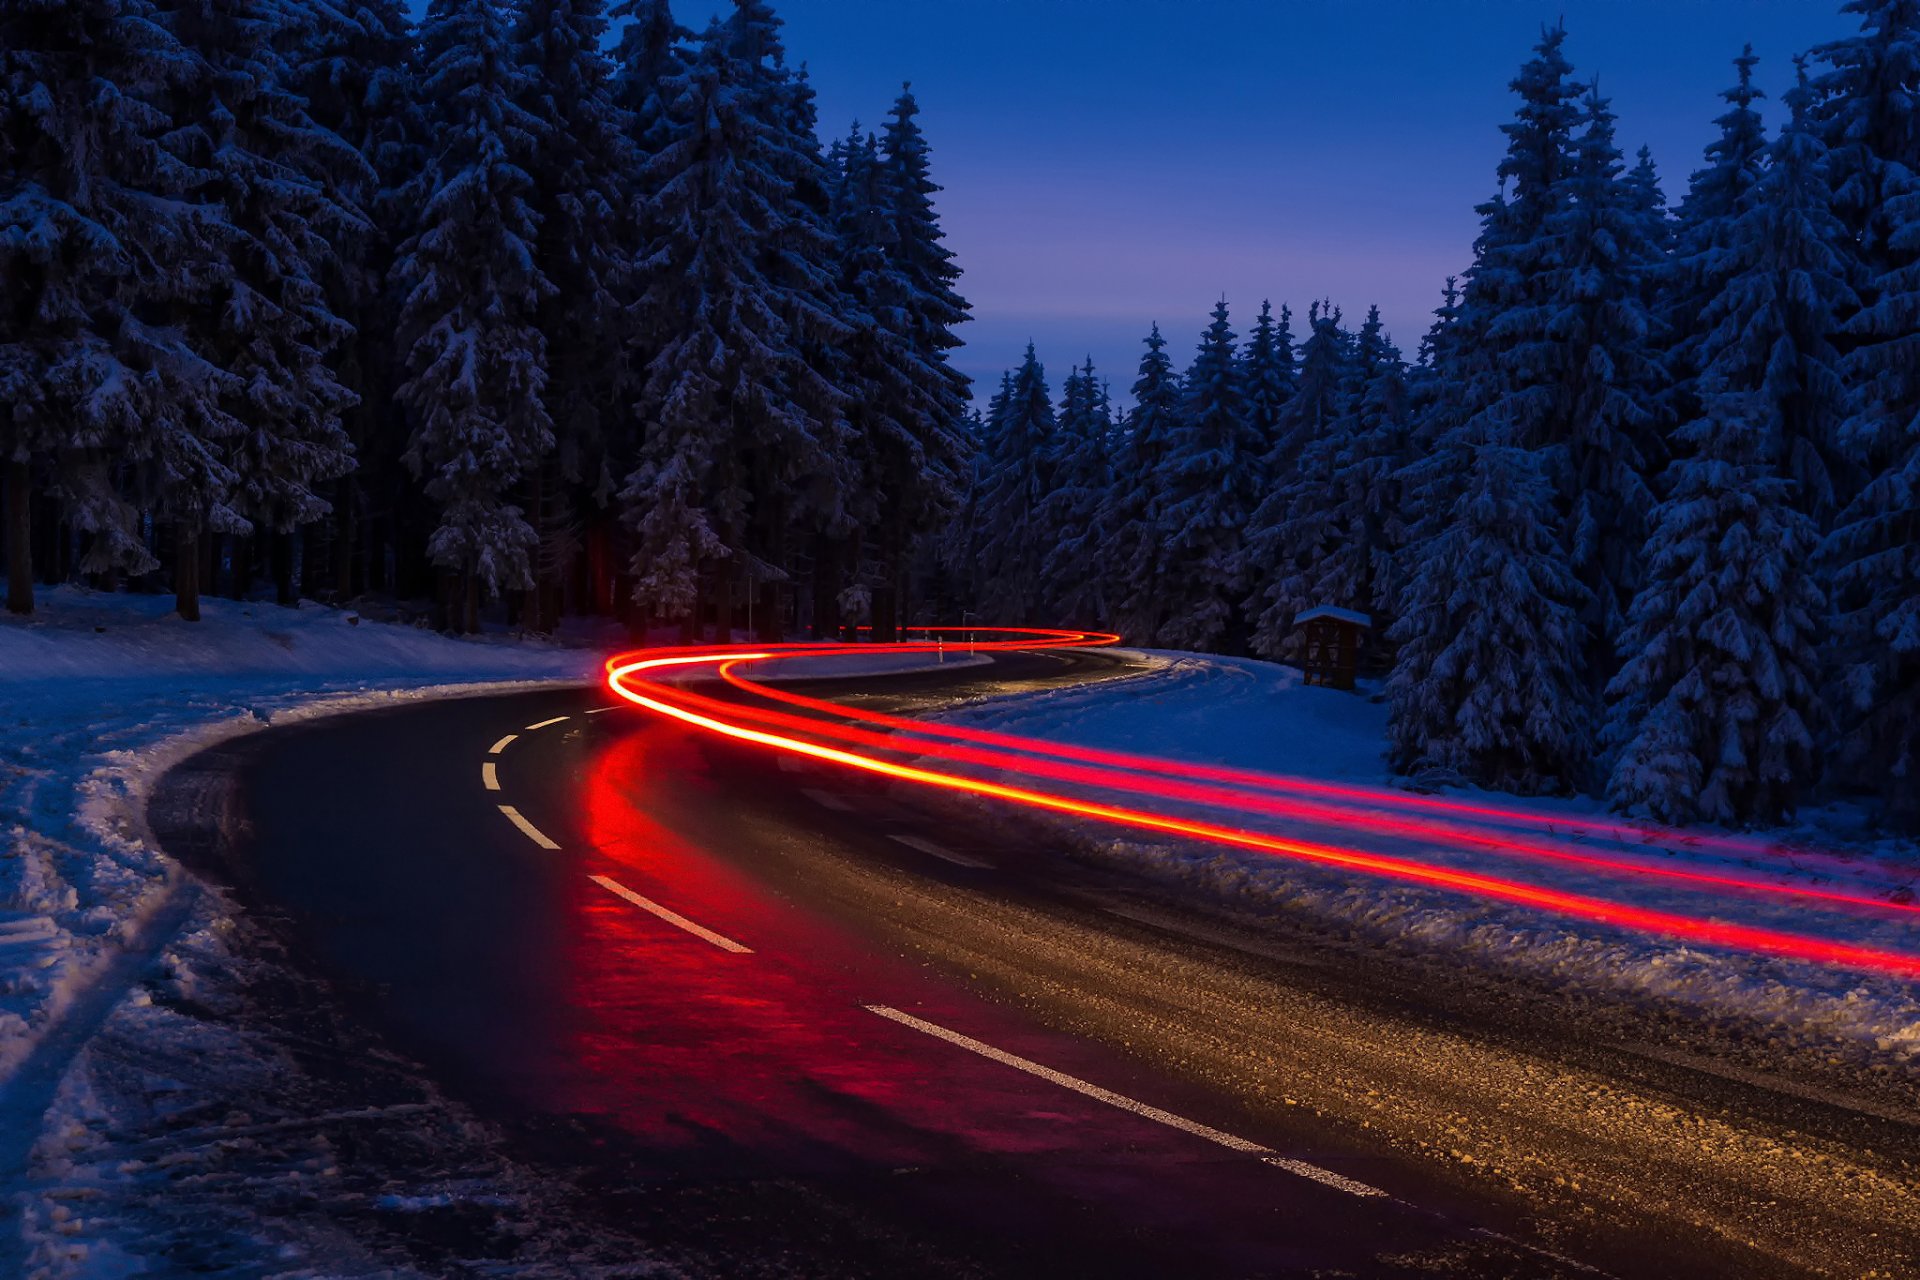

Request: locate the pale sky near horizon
(438, 1), (1867, 403)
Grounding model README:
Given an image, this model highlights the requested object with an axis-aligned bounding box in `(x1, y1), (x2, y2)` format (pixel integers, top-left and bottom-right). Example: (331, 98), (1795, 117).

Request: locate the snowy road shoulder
(915, 649), (1920, 1078)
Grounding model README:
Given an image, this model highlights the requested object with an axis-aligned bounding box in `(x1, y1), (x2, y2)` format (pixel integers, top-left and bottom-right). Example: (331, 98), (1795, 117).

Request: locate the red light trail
(604, 631), (1920, 981)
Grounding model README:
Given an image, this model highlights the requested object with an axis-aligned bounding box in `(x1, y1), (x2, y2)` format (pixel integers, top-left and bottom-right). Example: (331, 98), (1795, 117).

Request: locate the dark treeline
(959, 5), (1920, 831)
(1, 0), (967, 637)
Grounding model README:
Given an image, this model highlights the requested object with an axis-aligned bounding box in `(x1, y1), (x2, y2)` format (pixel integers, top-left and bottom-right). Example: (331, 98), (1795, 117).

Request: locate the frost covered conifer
(1608, 74), (1842, 827)
(619, 12), (841, 630)
(1155, 300), (1261, 651)
(512, 0), (630, 629)
(1239, 299), (1296, 465)
(1814, 3), (1920, 820)
(1039, 360), (1114, 625)
(1103, 325), (1182, 641)
(1244, 301), (1352, 656)
(1254, 307), (1409, 651)
(1538, 84), (1666, 669)
(152, 0), (366, 611)
(393, 0), (552, 630)
(881, 84), (972, 488)
(0, 0), (207, 611)
(975, 344), (1055, 622)
(1387, 432), (1593, 794)
(282, 0), (421, 598)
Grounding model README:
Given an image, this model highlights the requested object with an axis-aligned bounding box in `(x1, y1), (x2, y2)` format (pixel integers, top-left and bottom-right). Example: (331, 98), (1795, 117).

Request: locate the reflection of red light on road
(605, 634), (1920, 981)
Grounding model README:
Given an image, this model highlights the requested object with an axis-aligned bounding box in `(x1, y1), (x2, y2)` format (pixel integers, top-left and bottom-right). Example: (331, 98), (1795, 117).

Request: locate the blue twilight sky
(549, 2), (1860, 402)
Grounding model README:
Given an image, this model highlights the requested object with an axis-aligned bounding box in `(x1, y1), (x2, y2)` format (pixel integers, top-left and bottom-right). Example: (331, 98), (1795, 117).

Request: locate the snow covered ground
(924, 649), (1920, 1074)
(0, 587), (628, 1277)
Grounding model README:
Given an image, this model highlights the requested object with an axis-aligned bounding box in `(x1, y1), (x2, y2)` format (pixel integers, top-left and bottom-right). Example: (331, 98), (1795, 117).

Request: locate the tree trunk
(5, 458), (33, 615)
(811, 533), (840, 641)
(272, 530), (295, 605)
(712, 552), (734, 643)
(463, 570), (480, 635)
(174, 524), (201, 622)
(333, 476), (355, 601)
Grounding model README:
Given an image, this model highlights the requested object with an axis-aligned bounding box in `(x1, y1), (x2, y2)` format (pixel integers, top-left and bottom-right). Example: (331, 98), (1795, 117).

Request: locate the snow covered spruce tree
(877, 84), (972, 575)
(282, 0), (421, 599)
(1666, 47), (1769, 440)
(0, 0), (204, 613)
(1238, 300), (1298, 465)
(1151, 300), (1262, 651)
(511, 0), (631, 631)
(1535, 83), (1667, 674)
(155, 0), (366, 611)
(1254, 306), (1410, 651)
(1103, 324), (1183, 641)
(1386, 24), (1595, 787)
(974, 344), (1055, 623)
(1244, 301), (1352, 656)
(1039, 360), (1114, 625)
(1387, 429), (1593, 793)
(393, 0), (553, 632)
(1815, 3), (1920, 823)
(619, 6), (846, 636)
(1608, 75), (1845, 827)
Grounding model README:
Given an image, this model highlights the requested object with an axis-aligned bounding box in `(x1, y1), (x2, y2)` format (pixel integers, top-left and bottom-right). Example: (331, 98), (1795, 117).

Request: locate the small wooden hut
(1294, 605), (1371, 690)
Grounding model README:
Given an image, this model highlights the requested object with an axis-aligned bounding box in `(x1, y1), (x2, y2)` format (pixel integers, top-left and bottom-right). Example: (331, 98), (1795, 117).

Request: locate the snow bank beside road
(0, 587), (596, 1083)
(924, 650), (1920, 1070)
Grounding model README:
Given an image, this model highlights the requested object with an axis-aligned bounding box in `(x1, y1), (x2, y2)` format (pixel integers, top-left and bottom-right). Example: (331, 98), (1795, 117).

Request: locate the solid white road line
(524, 715), (570, 731)
(498, 805), (561, 850)
(589, 875), (753, 954)
(889, 833), (994, 869)
(801, 788), (855, 812)
(481, 762), (501, 791)
(864, 1005), (1388, 1200)
(489, 733), (518, 755)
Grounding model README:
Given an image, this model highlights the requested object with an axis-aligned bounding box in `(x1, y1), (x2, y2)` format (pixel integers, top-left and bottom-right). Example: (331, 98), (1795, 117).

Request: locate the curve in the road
(598, 632), (1920, 983)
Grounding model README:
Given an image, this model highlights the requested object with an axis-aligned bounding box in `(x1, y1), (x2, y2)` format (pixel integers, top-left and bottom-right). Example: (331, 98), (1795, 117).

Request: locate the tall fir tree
(511, 0), (630, 630)
(156, 0), (366, 612)
(1608, 73), (1842, 827)
(1104, 324), (1183, 641)
(1387, 431), (1593, 794)
(1539, 83), (1667, 672)
(975, 344), (1054, 623)
(620, 13), (836, 631)
(1816, 4), (1920, 821)
(1244, 301), (1351, 656)
(879, 83), (972, 540)
(1156, 299), (1261, 651)
(1039, 359), (1113, 625)
(1666, 47), (1769, 454)
(1387, 25), (1591, 786)
(393, 0), (553, 631)
(1255, 306), (1410, 649)
(1, 0), (210, 612)
(282, 0), (421, 600)
(1239, 299), (1296, 464)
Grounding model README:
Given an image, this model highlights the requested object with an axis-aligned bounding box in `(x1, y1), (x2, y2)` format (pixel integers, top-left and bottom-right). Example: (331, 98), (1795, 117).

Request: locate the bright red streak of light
(604, 634), (1920, 981)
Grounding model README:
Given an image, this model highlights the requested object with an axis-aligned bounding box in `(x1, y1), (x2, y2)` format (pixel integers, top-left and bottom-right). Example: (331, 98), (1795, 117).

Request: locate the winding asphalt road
(175, 649), (1920, 1277)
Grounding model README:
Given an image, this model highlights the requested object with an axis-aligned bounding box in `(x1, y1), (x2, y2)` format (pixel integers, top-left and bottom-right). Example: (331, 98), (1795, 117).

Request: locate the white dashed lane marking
(586, 706), (618, 715)
(589, 875), (753, 953)
(489, 733), (518, 754)
(864, 1005), (1388, 1199)
(776, 755), (806, 773)
(497, 805), (561, 850)
(481, 762), (501, 791)
(801, 788), (855, 812)
(524, 715), (570, 731)
(889, 833), (994, 869)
